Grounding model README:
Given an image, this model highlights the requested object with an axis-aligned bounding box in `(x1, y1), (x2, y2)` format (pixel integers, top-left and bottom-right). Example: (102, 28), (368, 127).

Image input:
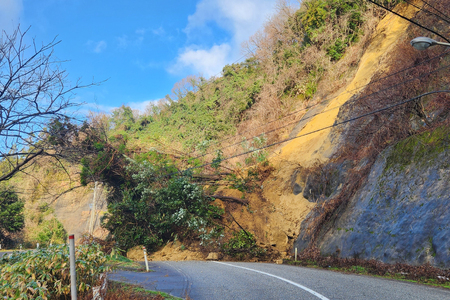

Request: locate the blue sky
(0, 0), (280, 115)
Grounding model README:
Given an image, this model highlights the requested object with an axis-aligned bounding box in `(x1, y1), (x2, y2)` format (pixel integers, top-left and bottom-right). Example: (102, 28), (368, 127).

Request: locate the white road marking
(213, 261), (330, 300)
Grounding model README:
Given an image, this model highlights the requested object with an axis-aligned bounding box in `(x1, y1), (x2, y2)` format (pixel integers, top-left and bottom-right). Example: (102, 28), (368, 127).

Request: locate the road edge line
(212, 261), (330, 300)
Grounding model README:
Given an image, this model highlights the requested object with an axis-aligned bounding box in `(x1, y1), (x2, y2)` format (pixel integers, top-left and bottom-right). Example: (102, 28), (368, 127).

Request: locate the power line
(418, 0), (450, 23)
(190, 58), (450, 161)
(403, 0), (450, 24)
(366, 0), (450, 42)
(178, 0), (448, 157)
(188, 49), (450, 158)
(163, 89), (450, 180)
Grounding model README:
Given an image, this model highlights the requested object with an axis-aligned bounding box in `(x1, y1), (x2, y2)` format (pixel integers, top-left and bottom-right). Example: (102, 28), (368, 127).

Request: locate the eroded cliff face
(309, 129), (450, 267)
(288, 1), (450, 266)
(219, 2), (421, 257)
(9, 159), (108, 245)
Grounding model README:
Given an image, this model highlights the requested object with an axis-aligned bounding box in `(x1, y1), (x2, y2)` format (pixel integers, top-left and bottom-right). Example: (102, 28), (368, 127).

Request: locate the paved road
(0, 251), (14, 259)
(109, 261), (450, 300)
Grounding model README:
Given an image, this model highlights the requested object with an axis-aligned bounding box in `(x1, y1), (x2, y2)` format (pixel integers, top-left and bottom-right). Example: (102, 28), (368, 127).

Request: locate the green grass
(107, 255), (148, 272)
(107, 281), (183, 300)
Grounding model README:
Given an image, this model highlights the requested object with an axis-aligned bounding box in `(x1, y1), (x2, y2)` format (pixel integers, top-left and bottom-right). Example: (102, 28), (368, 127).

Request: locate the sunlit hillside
(4, 0), (450, 268)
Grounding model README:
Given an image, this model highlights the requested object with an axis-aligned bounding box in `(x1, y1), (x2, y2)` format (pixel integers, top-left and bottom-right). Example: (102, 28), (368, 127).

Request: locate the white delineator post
(295, 248), (298, 261)
(143, 246), (149, 272)
(69, 234), (77, 300)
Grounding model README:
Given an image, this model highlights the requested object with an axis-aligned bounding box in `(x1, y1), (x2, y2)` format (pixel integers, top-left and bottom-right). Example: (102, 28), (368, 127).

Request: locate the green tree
(101, 158), (223, 251)
(35, 218), (67, 245)
(110, 105), (136, 130)
(0, 187), (24, 243)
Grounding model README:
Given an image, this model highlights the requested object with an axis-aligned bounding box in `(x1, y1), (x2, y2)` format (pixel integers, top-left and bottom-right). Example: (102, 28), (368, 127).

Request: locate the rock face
(295, 130), (450, 267)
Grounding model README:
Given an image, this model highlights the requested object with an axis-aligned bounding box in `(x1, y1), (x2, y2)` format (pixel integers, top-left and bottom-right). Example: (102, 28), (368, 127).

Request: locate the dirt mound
(128, 242), (205, 261)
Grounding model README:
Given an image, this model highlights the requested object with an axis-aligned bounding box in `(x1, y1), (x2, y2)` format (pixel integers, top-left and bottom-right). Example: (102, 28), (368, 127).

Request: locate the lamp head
(410, 37), (437, 50)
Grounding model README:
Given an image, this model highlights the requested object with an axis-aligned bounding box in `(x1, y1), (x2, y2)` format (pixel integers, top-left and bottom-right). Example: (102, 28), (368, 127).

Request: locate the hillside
(4, 0), (450, 268)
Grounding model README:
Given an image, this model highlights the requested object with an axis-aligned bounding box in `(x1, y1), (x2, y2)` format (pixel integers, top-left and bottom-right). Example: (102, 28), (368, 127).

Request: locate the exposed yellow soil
(212, 2), (419, 258)
(127, 242), (204, 261)
(13, 3), (419, 260)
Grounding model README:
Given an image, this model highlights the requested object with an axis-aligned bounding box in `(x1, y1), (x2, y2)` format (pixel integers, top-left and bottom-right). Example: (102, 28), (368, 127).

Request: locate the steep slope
(5, 159), (107, 247)
(217, 2), (421, 256)
(316, 128), (450, 266)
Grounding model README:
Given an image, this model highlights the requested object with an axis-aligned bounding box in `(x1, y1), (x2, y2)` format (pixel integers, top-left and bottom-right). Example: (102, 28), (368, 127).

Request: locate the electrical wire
(188, 49), (450, 158)
(366, 0), (450, 42)
(418, 0), (450, 23)
(178, 0), (450, 156)
(189, 58), (450, 161)
(157, 89), (450, 181)
(403, 0), (450, 24)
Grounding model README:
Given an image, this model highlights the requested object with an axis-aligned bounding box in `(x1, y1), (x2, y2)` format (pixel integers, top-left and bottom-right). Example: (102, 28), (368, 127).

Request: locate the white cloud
(116, 28), (150, 49)
(171, 0), (277, 77)
(116, 35), (130, 48)
(168, 43), (231, 77)
(151, 27), (165, 36)
(127, 100), (157, 114)
(86, 40), (107, 53)
(81, 100), (159, 116)
(82, 102), (116, 114)
(0, 0), (23, 34)
(185, 0), (275, 46)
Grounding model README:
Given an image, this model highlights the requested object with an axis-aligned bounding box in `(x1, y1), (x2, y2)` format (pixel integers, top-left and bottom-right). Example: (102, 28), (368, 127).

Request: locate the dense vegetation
(79, 0), (397, 253)
(0, 186), (24, 247)
(1, 0), (407, 255)
(0, 243), (109, 299)
(107, 0), (392, 156)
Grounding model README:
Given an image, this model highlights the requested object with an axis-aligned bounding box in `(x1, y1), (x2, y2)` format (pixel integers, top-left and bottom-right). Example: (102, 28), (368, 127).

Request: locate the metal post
(69, 234), (77, 300)
(295, 248), (298, 261)
(89, 181), (98, 235)
(143, 246), (149, 272)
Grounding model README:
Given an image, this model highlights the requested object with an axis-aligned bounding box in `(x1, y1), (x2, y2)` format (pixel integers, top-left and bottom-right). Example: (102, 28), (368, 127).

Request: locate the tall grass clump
(0, 243), (109, 299)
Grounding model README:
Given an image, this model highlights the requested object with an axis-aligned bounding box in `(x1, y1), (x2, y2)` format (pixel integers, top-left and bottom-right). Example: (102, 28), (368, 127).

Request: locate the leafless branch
(0, 25), (100, 182)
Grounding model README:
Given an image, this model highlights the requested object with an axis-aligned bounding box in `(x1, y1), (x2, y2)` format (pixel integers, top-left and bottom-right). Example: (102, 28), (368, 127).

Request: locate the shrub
(0, 186), (24, 244)
(102, 159), (224, 251)
(35, 218), (68, 246)
(222, 230), (266, 260)
(0, 243), (109, 299)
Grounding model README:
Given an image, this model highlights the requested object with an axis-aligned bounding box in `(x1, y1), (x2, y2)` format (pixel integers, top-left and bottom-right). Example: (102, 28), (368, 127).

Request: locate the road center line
(213, 261), (330, 300)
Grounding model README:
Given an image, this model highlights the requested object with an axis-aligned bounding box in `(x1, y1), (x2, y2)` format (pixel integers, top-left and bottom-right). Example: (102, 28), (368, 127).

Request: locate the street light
(410, 37), (450, 50)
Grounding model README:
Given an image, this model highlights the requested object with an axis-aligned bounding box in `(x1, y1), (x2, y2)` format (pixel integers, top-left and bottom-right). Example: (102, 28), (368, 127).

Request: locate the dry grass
(79, 281), (170, 300)
(301, 0), (450, 246)
(290, 246), (450, 286)
(212, 1), (391, 169)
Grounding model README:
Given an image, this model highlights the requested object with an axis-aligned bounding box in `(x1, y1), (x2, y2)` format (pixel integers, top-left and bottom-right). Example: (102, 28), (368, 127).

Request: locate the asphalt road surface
(0, 251), (14, 259)
(109, 261), (450, 300)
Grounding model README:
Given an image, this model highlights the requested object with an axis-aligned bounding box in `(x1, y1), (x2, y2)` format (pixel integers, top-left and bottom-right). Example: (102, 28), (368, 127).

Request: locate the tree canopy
(0, 186), (24, 244)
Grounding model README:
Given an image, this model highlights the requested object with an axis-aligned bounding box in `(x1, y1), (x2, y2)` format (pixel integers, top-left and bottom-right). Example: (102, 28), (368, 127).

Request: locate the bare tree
(0, 26), (97, 182)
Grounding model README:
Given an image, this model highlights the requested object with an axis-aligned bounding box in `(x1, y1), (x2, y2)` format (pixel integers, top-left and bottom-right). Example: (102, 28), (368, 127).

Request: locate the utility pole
(88, 181), (98, 235)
